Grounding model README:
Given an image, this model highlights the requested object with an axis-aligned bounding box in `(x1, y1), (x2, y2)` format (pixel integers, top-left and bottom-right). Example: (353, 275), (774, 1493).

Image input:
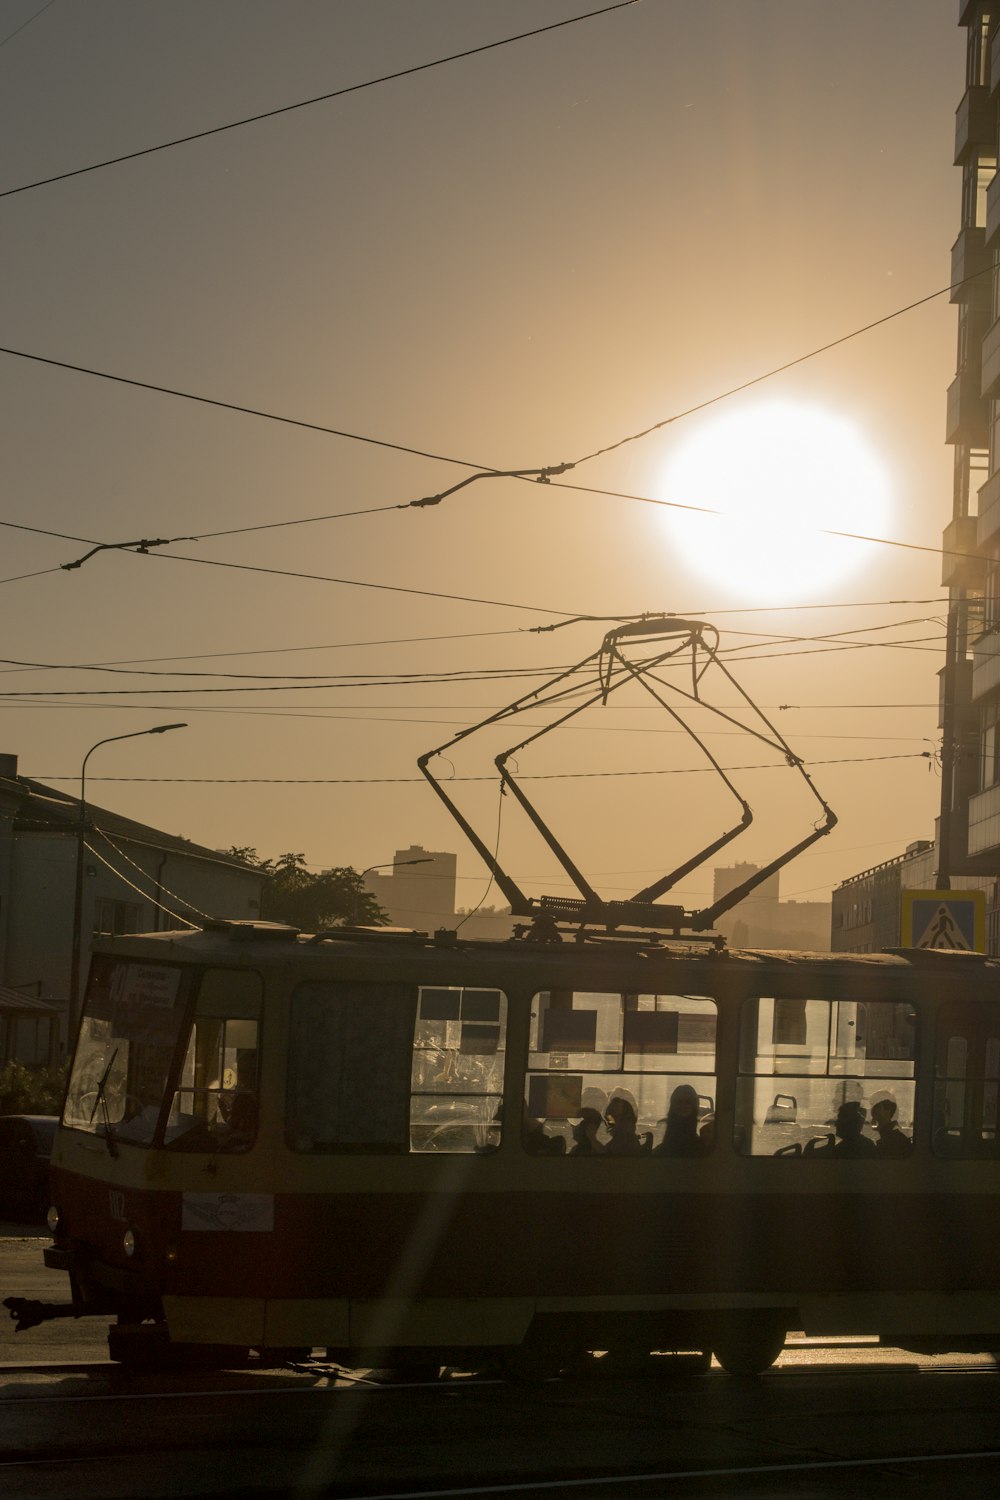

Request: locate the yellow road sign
(900, 889), (986, 952)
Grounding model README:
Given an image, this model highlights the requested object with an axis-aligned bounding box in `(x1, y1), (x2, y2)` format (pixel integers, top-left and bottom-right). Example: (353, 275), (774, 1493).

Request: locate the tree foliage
(225, 849), (387, 931)
(0, 1060), (68, 1116)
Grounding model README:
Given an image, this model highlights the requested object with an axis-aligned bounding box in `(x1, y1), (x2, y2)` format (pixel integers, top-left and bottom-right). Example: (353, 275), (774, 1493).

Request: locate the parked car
(0, 1115), (58, 1221)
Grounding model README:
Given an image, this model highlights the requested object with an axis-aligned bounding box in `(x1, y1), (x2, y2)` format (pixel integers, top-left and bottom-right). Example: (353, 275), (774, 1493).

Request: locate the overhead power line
(0, 2), (639, 201)
(30, 750), (933, 786)
(0, 271), (989, 577)
(0, 0), (55, 51)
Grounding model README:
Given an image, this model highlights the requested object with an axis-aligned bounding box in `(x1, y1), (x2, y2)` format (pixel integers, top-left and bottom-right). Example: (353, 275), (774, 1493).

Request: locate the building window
(967, 13), (993, 89)
(980, 698), (1000, 789)
(92, 899), (143, 937)
(962, 153), (996, 229)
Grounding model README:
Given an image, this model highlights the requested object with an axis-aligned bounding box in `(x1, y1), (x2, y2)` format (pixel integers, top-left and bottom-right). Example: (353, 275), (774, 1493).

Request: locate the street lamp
(360, 858), (433, 880)
(68, 723), (187, 1036)
(355, 857), (432, 924)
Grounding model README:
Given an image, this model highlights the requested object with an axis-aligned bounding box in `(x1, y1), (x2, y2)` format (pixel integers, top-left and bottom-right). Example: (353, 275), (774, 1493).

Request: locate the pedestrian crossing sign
(900, 889), (986, 952)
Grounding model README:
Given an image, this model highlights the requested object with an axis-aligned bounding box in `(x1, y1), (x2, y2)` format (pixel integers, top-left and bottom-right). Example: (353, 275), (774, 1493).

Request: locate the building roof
(0, 985), (61, 1017)
(0, 769), (257, 876)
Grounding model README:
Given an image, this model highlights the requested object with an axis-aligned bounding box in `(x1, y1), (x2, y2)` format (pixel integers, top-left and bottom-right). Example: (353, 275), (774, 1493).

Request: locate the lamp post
(68, 723), (187, 1037)
(364, 858), (434, 876)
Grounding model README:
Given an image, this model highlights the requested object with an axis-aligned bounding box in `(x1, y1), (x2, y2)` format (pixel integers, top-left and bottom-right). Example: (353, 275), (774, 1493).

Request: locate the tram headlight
(123, 1228), (137, 1258)
(46, 1205), (60, 1235)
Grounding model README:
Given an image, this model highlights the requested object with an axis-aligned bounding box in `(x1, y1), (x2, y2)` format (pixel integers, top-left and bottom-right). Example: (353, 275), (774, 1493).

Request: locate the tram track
(0, 1358), (995, 1500)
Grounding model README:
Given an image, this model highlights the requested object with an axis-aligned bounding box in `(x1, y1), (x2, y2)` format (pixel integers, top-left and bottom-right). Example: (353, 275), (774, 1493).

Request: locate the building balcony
(981, 314), (1000, 394)
(951, 225), (991, 301)
(972, 630), (1000, 699)
(955, 84), (994, 163)
(942, 514), (985, 588)
(947, 364), (990, 444)
(977, 467), (1000, 543)
(967, 782), (1000, 857)
(987, 172), (1000, 245)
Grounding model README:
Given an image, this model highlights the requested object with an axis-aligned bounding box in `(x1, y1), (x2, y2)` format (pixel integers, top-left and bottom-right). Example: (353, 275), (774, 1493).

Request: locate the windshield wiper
(89, 1048), (120, 1159)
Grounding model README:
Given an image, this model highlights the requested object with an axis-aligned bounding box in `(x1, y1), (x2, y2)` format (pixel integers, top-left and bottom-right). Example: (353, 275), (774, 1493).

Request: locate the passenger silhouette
(604, 1095), (642, 1156)
(871, 1097), (912, 1157)
(804, 1100), (876, 1158)
(654, 1084), (704, 1156)
(569, 1107), (606, 1156)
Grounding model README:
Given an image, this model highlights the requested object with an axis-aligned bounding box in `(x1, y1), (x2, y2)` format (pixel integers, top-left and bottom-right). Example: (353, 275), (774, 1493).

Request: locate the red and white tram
(9, 921), (1000, 1375)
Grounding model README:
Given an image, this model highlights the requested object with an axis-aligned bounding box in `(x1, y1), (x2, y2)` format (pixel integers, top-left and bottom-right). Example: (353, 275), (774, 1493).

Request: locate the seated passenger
(522, 1103), (564, 1155)
(604, 1095), (642, 1156)
(654, 1084), (704, 1157)
(569, 1106), (606, 1156)
(871, 1097), (912, 1157)
(804, 1101), (877, 1158)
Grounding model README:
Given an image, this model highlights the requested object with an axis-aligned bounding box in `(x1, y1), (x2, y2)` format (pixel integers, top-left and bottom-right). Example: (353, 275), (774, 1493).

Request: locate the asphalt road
(2, 1229), (998, 1499)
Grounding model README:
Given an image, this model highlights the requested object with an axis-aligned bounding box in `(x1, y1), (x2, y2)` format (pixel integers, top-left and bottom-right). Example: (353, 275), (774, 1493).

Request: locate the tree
(223, 849), (387, 931)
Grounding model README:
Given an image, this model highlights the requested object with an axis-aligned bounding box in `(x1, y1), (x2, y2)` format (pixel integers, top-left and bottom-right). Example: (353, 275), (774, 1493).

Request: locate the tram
(8, 618), (999, 1373)
(7, 922), (1000, 1374)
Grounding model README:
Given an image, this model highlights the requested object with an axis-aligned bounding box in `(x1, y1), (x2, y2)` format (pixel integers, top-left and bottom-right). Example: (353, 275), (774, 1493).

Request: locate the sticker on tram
(181, 1193), (274, 1232)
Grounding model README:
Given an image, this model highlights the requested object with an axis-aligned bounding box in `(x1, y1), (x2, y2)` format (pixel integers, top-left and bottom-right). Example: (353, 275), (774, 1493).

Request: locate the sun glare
(658, 400), (893, 602)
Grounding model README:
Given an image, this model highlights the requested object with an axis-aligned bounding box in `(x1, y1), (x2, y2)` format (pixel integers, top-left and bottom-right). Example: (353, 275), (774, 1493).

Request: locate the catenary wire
(83, 840), (199, 928)
(0, 0), (56, 50)
(92, 827), (213, 921)
(0, 273), (990, 570)
(0, 3), (639, 201)
(0, 634), (949, 696)
(0, 612), (944, 680)
(34, 751), (931, 785)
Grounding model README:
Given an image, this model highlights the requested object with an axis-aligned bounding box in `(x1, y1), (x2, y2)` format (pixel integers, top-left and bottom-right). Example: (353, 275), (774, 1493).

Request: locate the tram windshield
(64, 958), (261, 1151)
(64, 956), (190, 1145)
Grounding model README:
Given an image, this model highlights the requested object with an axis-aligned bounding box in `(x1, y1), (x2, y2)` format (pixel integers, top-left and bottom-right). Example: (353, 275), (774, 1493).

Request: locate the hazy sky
(0, 0), (966, 919)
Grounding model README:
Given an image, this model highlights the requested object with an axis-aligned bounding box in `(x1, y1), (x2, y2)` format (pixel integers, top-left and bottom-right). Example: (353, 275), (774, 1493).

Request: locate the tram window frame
(161, 967), (263, 1153)
(523, 990), (718, 1157)
(735, 997), (916, 1159)
(409, 986), (507, 1154)
(285, 981), (509, 1155)
(933, 1000), (1000, 1158)
(287, 981), (417, 1154)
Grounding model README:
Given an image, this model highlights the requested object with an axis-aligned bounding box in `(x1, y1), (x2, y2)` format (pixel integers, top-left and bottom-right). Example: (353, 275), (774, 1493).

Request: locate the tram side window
(524, 991), (717, 1156)
(63, 956), (189, 1147)
(287, 982), (417, 1152)
(933, 1001), (1000, 1157)
(735, 998), (916, 1158)
(410, 987), (507, 1153)
(163, 969), (262, 1152)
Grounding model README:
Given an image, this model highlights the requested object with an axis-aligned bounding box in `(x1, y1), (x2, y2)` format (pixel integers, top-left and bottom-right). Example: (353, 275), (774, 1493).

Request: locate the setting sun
(658, 400), (893, 602)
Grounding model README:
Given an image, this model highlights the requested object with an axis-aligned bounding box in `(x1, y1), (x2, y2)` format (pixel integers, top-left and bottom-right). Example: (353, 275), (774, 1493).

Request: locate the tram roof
(89, 920), (1000, 983)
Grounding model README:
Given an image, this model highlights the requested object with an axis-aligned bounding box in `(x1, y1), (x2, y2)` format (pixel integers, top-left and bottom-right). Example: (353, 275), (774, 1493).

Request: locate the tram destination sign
(900, 888), (986, 953)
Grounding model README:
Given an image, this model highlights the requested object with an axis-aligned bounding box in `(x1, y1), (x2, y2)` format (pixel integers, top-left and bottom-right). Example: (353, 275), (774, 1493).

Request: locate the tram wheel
(711, 1316), (786, 1377)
